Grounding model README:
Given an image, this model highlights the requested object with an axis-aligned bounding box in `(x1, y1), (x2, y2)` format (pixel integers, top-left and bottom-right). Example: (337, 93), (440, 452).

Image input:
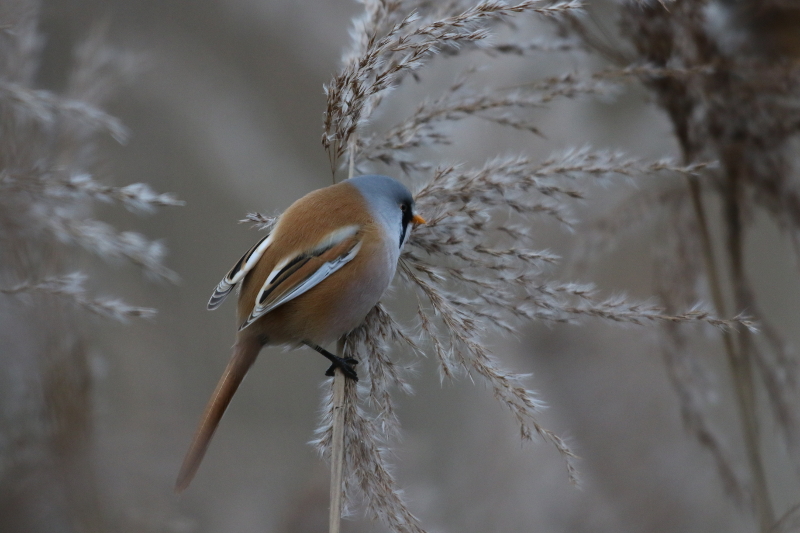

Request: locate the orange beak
(412, 214), (426, 225)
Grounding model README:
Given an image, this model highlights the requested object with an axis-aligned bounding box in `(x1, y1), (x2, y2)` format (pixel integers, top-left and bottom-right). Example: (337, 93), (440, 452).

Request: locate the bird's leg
(303, 341), (359, 381)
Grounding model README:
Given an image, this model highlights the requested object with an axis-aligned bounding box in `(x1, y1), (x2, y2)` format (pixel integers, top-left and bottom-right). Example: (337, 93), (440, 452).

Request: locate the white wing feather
(208, 233), (274, 310)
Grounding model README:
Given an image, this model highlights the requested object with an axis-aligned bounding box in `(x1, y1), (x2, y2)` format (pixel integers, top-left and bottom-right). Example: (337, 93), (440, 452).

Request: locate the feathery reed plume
(557, 1), (800, 531)
(0, 4), (181, 531)
(323, 0), (583, 167)
(275, 1), (761, 531)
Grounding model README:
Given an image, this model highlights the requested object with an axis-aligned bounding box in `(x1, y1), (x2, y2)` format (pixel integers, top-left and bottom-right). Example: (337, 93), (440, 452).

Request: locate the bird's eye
(400, 204), (408, 212)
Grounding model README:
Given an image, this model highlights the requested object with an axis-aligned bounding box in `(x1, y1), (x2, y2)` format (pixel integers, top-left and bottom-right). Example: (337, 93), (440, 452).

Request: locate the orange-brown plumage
(236, 181), (393, 346)
(175, 175), (422, 493)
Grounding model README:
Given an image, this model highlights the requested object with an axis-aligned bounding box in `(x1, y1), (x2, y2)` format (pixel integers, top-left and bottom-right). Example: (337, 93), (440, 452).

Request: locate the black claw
(303, 341), (359, 381)
(324, 357), (359, 381)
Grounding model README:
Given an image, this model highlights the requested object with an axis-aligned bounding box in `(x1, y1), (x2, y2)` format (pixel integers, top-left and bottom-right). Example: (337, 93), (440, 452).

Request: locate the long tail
(175, 338), (260, 493)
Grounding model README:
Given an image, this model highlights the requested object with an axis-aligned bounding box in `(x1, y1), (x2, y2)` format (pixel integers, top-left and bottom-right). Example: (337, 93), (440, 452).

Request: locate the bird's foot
(303, 341), (360, 382)
(324, 357), (359, 381)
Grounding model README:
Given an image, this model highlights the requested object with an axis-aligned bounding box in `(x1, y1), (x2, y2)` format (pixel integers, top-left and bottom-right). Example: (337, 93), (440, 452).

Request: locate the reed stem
(328, 345), (347, 533)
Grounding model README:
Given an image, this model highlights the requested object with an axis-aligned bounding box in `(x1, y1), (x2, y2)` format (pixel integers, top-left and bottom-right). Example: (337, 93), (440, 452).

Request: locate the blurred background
(3, 0), (800, 532)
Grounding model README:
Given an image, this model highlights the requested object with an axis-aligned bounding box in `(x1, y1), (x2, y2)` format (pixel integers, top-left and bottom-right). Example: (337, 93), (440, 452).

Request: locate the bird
(175, 174), (425, 492)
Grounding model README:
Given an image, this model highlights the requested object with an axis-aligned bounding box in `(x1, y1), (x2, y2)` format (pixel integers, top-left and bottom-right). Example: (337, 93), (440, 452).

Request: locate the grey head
(348, 174), (418, 248)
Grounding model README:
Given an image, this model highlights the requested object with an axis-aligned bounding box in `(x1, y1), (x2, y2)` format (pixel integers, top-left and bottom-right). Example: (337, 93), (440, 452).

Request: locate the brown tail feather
(175, 339), (261, 493)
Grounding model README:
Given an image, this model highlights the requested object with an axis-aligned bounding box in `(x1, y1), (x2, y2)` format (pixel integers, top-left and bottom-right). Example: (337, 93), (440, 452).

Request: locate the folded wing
(238, 226), (363, 331)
